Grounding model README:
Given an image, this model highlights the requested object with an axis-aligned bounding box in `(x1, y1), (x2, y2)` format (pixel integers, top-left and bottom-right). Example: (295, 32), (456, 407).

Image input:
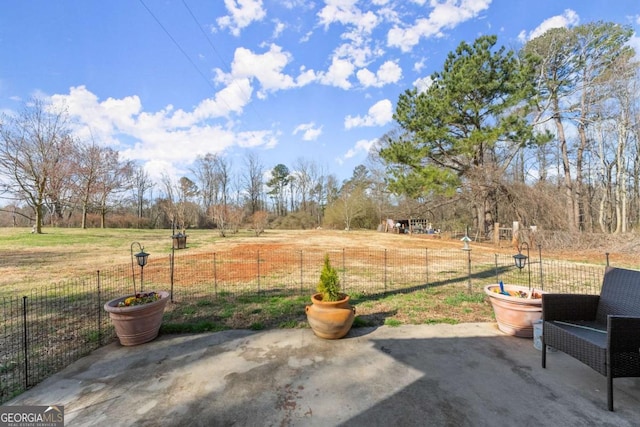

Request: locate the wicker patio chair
(541, 266), (640, 411)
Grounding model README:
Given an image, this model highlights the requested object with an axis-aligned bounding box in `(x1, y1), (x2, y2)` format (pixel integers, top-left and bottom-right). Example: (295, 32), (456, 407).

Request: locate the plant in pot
(305, 254), (355, 339)
(484, 243), (545, 338)
(103, 243), (170, 346)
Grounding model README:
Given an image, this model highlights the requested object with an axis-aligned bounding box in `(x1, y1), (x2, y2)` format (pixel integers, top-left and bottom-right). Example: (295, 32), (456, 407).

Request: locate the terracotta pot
(484, 284), (545, 338)
(104, 291), (170, 346)
(305, 293), (355, 339)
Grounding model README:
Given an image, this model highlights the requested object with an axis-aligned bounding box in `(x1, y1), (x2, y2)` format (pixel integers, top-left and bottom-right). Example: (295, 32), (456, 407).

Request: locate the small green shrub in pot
(306, 253), (354, 339)
(317, 254), (341, 301)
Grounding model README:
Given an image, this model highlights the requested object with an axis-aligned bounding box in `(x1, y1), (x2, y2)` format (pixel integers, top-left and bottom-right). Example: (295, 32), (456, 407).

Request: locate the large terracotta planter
(104, 291), (170, 346)
(305, 293), (355, 339)
(484, 284), (545, 338)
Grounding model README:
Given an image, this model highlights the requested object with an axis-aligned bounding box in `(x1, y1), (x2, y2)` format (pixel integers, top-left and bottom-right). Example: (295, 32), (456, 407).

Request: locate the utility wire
(181, 0), (264, 124)
(181, 0), (232, 75)
(139, 0), (268, 142)
(137, 0), (219, 95)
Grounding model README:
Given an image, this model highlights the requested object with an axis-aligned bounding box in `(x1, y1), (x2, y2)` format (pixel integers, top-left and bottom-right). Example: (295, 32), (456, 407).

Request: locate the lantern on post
(513, 242), (531, 289)
(130, 242), (150, 293)
(461, 231), (472, 293)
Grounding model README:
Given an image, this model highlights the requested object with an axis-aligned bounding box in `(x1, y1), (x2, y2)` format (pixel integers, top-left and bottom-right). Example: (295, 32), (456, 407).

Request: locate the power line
(137, 0), (218, 95)
(138, 0), (267, 132)
(181, 0), (232, 75)
(181, 0), (264, 124)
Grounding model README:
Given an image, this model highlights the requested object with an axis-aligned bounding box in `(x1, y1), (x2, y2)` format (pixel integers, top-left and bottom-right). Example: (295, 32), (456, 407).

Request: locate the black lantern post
(131, 242), (150, 294)
(461, 228), (472, 293)
(537, 243), (544, 290)
(513, 241), (531, 289)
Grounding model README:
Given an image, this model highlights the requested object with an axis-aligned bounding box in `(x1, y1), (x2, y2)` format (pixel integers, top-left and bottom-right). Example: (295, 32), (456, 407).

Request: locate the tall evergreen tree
(380, 35), (541, 234)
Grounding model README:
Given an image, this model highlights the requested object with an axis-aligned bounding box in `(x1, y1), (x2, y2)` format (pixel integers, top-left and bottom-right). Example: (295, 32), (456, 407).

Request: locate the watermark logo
(0, 405), (64, 427)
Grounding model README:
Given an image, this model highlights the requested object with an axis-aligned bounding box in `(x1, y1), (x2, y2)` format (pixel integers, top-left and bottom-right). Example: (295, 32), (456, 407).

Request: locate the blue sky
(1, 0), (639, 185)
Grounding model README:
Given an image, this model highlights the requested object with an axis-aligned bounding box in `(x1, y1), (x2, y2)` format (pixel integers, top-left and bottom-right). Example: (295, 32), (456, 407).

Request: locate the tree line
(1, 21), (638, 236)
(378, 21), (639, 236)
(0, 98), (380, 233)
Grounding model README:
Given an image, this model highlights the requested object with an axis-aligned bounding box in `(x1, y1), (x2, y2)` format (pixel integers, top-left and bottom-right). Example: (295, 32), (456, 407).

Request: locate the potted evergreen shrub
(305, 254), (355, 339)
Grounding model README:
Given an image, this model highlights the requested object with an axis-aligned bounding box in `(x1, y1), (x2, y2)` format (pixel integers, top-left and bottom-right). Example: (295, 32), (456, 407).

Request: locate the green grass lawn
(0, 226), (496, 331)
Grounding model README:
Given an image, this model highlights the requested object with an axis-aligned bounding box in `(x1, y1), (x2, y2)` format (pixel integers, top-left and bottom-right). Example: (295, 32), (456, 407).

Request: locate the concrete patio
(7, 323), (640, 426)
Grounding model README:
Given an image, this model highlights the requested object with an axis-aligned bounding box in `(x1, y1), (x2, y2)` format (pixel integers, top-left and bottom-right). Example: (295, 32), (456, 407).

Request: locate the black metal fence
(0, 248), (608, 404)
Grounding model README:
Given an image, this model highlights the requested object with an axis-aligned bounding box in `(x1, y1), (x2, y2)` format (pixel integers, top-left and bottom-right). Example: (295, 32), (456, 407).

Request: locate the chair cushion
(544, 320), (607, 375)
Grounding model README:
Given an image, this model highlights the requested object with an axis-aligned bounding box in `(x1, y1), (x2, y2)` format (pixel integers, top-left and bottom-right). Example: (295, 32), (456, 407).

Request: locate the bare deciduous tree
(250, 210), (268, 236)
(243, 152), (264, 215)
(132, 165), (154, 228)
(0, 99), (75, 233)
(94, 149), (134, 228)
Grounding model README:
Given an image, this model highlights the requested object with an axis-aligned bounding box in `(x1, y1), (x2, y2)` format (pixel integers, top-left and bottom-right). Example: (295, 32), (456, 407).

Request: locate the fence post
(425, 248), (429, 286)
(22, 295), (28, 389)
(538, 244), (544, 290)
(342, 249), (346, 293)
(213, 253), (218, 297)
(257, 250), (261, 294)
(466, 248), (472, 294)
(605, 252), (610, 267)
(170, 247), (175, 303)
(299, 251), (303, 295)
(384, 249), (388, 295)
(97, 270), (102, 345)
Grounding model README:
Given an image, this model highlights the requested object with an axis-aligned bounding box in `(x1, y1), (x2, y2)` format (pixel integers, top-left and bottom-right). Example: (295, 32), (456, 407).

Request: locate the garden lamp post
(131, 242), (150, 293)
(513, 241), (531, 289)
(537, 243), (544, 290)
(461, 230), (472, 293)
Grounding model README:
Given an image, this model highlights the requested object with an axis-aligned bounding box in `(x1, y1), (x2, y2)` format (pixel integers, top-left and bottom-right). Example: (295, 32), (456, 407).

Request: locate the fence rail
(0, 248), (608, 404)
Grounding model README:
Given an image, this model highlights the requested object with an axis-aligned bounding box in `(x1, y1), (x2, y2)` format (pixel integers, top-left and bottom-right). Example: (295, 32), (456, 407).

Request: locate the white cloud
(334, 43), (376, 68)
(344, 138), (376, 159)
(387, 0), (491, 52)
(357, 60), (402, 87)
(318, 0), (379, 34)
(293, 122), (323, 141)
(518, 9), (580, 42)
(296, 66), (318, 86)
(193, 78), (254, 119)
(281, 0), (312, 10)
(319, 57), (355, 89)
(236, 129), (279, 149)
(49, 86), (277, 183)
(344, 99), (393, 129)
(50, 86), (140, 145)
(317, 0), (384, 71)
(300, 30), (313, 42)
(413, 76), (433, 94)
(216, 44), (316, 99)
(231, 45), (295, 96)
(273, 20), (286, 38)
(217, 0), (266, 37)
(356, 68), (377, 87)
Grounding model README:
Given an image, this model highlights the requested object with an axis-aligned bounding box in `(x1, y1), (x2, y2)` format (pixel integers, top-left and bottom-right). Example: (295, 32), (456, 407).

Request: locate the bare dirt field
(1, 227), (637, 331)
(0, 227), (636, 290)
(185, 228), (636, 267)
